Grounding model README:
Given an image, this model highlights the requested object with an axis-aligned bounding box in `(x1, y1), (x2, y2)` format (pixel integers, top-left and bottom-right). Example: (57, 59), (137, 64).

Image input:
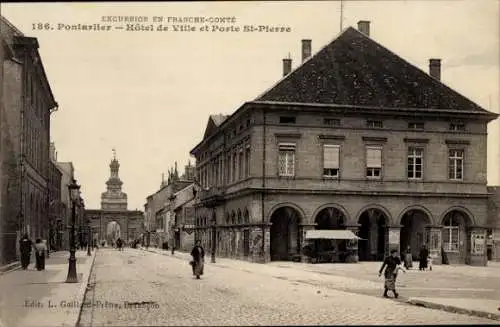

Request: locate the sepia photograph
(0, 1), (499, 326)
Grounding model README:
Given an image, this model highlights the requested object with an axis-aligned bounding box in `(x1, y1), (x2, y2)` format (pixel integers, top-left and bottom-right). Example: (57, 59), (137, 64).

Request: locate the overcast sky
(2, 1), (499, 210)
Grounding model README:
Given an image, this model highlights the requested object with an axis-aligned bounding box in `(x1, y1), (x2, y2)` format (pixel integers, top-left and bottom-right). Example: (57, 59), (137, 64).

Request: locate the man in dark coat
(419, 244), (429, 271)
(19, 234), (33, 269)
(379, 249), (405, 298)
(190, 240), (205, 279)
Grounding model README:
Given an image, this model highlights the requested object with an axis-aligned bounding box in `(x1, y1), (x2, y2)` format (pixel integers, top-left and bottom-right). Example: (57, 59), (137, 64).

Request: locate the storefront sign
(471, 233), (486, 255)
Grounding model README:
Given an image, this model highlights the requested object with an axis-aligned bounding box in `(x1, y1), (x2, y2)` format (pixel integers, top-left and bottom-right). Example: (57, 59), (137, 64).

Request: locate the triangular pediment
(202, 114), (227, 140)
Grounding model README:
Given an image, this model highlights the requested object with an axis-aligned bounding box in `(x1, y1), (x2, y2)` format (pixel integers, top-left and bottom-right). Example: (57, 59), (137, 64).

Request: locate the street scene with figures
(1, 1), (500, 327)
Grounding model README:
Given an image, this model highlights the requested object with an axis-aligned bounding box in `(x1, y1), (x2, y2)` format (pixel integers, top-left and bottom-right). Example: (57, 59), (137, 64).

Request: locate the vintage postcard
(0, 1), (499, 326)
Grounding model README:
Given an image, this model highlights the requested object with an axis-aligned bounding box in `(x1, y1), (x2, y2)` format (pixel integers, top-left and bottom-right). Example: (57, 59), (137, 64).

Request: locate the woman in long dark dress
(419, 245), (429, 271)
(190, 240), (205, 279)
(379, 249), (405, 298)
(34, 238), (47, 271)
(19, 234), (33, 269)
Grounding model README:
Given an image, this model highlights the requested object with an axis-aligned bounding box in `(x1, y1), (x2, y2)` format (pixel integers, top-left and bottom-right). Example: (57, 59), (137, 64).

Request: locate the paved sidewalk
(0, 249), (96, 327)
(143, 247), (500, 321)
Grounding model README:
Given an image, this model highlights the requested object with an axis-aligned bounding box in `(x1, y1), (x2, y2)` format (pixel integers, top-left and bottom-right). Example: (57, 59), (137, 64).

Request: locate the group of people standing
(403, 244), (432, 271)
(19, 234), (47, 271)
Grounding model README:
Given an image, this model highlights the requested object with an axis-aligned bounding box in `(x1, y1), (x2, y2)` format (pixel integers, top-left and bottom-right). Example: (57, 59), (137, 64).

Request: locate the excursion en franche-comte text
(31, 15), (292, 33)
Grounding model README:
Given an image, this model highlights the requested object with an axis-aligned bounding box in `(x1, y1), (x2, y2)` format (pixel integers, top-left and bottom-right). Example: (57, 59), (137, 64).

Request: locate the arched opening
(244, 209), (249, 223)
(106, 221), (121, 246)
(237, 209), (242, 224)
(357, 208), (388, 261)
(311, 207), (347, 261)
(270, 206), (301, 261)
(400, 209), (432, 259)
(441, 210), (471, 264)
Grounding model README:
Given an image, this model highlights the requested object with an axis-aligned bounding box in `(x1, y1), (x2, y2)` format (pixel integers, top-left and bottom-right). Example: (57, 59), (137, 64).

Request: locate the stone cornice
(274, 133), (302, 139)
(318, 134), (346, 141)
(404, 138), (430, 144)
(362, 136), (388, 143)
(445, 139), (471, 145)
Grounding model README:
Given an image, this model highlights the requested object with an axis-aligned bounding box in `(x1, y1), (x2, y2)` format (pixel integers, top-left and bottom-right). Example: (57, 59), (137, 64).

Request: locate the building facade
(56, 161), (74, 250)
(86, 152), (143, 245)
(191, 21), (498, 266)
(144, 162), (194, 248)
(487, 186), (500, 261)
(48, 143), (63, 251)
(1, 16), (58, 264)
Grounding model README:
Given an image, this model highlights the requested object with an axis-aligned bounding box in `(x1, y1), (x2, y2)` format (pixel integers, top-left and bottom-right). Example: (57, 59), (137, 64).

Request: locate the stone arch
(269, 204), (303, 261)
(237, 209), (242, 224)
(355, 204), (393, 226)
(397, 205), (435, 226)
(398, 206), (434, 257)
(266, 202), (306, 224)
(231, 211), (236, 225)
(106, 220), (122, 245)
(311, 203), (351, 225)
(225, 212), (230, 225)
(356, 204), (392, 261)
(439, 206), (475, 226)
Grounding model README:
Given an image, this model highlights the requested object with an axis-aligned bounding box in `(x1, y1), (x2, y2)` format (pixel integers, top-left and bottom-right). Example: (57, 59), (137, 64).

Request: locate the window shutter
(366, 147), (382, 168)
(323, 145), (339, 169)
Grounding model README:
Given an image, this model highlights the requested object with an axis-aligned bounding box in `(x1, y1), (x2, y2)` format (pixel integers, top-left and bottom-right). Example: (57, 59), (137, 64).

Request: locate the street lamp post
(211, 212), (216, 264)
(66, 179), (80, 283)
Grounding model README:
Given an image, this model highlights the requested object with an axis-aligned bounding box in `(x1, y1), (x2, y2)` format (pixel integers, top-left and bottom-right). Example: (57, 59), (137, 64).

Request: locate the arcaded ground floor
(195, 193), (493, 266)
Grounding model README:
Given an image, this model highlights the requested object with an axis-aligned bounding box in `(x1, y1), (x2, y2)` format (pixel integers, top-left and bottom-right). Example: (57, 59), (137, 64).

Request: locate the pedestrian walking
(403, 245), (413, 269)
(116, 238), (123, 251)
(427, 254), (433, 271)
(419, 244), (429, 271)
(378, 249), (405, 298)
(19, 234), (33, 270)
(34, 238), (47, 271)
(190, 240), (205, 279)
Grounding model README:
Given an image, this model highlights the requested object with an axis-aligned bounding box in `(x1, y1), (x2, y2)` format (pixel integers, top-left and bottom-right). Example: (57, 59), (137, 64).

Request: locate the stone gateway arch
(85, 151), (143, 246)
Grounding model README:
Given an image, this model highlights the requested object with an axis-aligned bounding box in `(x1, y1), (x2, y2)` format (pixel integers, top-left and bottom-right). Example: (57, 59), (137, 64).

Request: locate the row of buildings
(1, 16), (87, 265)
(160, 20), (498, 266)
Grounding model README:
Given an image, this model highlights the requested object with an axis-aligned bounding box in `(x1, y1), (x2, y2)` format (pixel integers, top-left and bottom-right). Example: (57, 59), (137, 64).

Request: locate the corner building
(190, 21), (498, 266)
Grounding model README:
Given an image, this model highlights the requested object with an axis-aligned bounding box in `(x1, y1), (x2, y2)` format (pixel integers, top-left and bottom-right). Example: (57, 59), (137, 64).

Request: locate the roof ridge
(253, 26), (354, 101)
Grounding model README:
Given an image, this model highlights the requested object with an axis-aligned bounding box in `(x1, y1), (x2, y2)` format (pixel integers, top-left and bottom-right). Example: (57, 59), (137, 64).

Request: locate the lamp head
(68, 179), (81, 202)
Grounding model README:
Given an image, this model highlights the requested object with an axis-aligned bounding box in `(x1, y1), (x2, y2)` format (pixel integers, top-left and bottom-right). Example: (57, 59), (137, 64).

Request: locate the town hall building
(190, 21), (498, 266)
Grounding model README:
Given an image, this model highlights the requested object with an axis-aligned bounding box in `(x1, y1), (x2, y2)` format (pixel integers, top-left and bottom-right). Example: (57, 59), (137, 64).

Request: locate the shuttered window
(278, 143), (295, 176)
(323, 145), (340, 177)
(366, 146), (382, 178)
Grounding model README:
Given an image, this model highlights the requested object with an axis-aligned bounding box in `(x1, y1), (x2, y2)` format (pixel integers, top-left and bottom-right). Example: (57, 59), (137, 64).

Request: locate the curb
(0, 261), (21, 275)
(75, 249), (98, 327)
(406, 298), (500, 321)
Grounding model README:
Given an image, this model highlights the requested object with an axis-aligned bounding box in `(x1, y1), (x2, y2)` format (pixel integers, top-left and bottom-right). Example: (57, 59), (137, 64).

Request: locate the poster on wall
(472, 233), (485, 255)
(388, 230), (399, 244)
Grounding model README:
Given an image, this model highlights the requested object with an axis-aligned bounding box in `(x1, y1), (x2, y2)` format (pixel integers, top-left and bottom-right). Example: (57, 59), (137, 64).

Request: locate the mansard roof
(202, 114), (228, 140)
(256, 26), (493, 115)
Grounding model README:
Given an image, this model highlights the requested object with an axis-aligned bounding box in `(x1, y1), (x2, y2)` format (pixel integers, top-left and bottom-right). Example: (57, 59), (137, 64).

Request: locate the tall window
(323, 145), (340, 178)
(408, 122), (424, 130)
(239, 150), (244, 180)
(232, 153), (237, 182)
(278, 143), (295, 176)
(407, 147), (423, 179)
(245, 146), (251, 177)
(448, 149), (464, 180)
(366, 146), (382, 178)
(442, 215), (460, 252)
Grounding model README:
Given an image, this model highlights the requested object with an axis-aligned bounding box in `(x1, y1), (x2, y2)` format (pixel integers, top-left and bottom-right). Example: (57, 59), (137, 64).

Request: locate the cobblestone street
(78, 249), (496, 326)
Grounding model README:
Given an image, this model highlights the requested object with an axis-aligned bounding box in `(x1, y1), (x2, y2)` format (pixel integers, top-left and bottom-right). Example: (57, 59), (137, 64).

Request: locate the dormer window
(367, 120), (383, 128)
(449, 122), (466, 131)
(408, 122), (424, 130)
(280, 116), (296, 124)
(323, 118), (341, 127)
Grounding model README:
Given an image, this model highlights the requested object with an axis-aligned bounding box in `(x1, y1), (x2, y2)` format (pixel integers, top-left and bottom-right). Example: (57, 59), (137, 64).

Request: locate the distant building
(144, 162), (195, 249)
(85, 151), (143, 245)
(190, 21), (498, 266)
(48, 143), (63, 250)
(55, 161), (75, 250)
(487, 187), (500, 261)
(1, 16), (58, 264)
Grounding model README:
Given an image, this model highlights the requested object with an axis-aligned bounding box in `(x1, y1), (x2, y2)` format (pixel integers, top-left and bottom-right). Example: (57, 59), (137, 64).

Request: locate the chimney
(357, 20), (370, 36)
(301, 39), (312, 62)
(429, 58), (441, 81)
(282, 58), (292, 76)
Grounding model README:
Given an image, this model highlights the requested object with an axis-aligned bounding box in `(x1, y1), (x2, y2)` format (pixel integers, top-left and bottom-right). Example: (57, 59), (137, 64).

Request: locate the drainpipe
(261, 107), (266, 262)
